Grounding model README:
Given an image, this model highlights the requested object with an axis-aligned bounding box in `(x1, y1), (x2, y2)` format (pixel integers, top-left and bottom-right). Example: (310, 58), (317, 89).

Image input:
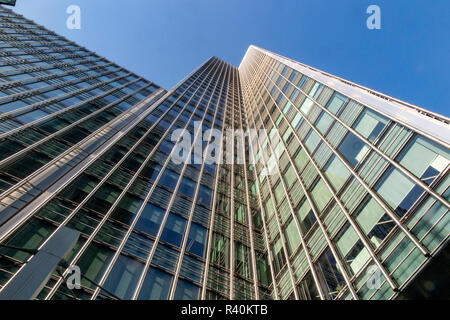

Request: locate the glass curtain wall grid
(238, 46), (449, 300)
(0, 5), (448, 300)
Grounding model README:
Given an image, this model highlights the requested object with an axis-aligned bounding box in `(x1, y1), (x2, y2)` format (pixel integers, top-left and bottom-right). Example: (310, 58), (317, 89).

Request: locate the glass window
(289, 70), (298, 82)
(297, 271), (320, 300)
(137, 267), (173, 300)
(235, 242), (252, 278)
(375, 166), (424, 217)
(354, 197), (394, 248)
(323, 155), (351, 191)
(297, 75), (308, 88)
(111, 193), (143, 226)
(294, 148), (308, 171)
(274, 181), (285, 204)
(142, 161), (161, 182)
(210, 233), (229, 268)
(0, 139), (25, 161)
(338, 132), (369, 167)
(178, 176), (196, 198)
(174, 279), (200, 300)
(264, 197), (275, 219)
(85, 184), (121, 214)
(310, 178), (332, 212)
(282, 101), (292, 115)
(180, 255), (203, 283)
(353, 108), (388, 142)
(335, 223), (370, 275)
(282, 82), (291, 93)
(304, 130), (321, 153)
(158, 140), (174, 154)
(284, 218), (301, 254)
(0, 100), (28, 113)
(16, 109), (49, 123)
(160, 213), (187, 247)
(0, 218), (54, 263)
(235, 203), (247, 224)
(186, 223), (207, 257)
(296, 199), (316, 233)
(197, 185), (213, 208)
(158, 169), (179, 191)
(271, 237), (286, 275)
(316, 110), (335, 135)
(284, 166), (296, 188)
(397, 135), (450, 184)
(37, 117), (70, 134)
(77, 243), (115, 289)
(102, 254), (144, 299)
(300, 97), (314, 115)
(315, 247), (346, 299)
(60, 173), (98, 204)
(289, 110), (301, 129)
(135, 203), (165, 236)
(256, 252), (271, 287)
(326, 92), (347, 115)
(290, 88), (300, 101)
(309, 82), (323, 99)
(282, 127), (293, 143)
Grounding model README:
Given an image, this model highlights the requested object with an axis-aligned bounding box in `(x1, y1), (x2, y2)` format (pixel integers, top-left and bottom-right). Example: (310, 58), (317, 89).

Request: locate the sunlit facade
(237, 46), (449, 300)
(0, 5), (448, 300)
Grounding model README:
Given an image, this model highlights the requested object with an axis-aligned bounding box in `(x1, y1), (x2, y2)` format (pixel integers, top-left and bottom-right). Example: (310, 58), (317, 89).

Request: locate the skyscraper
(0, 5), (448, 300)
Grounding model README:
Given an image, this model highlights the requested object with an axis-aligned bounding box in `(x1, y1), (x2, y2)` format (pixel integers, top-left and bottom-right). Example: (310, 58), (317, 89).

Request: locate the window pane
(354, 197), (394, 248)
(285, 218), (301, 254)
(397, 135), (450, 184)
(296, 199), (316, 233)
(323, 155), (351, 191)
(160, 213), (187, 247)
(335, 223), (370, 274)
(197, 185), (213, 208)
(137, 267), (173, 300)
(315, 247), (346, 299)
(158, 169), (179, 191)
(186, 223), (207, 257)
(326, 92), (347, 115)
(111, 193), (143, 225)
(178, 176), (196, 198)
(310, 179), (332, 212)
(353, 108), (388, 142)
(135, 203), (165, 236)
(338, 132), (369, 167)
(294, 148), (308, 171)
(297, 271), (320, 300)
(375, 167), (424, 217)
(315, 111), (334, 135)
(102, 254), (144, 299)
(304, 130), (321, 153)
(77, 243), (115, 289)
(300, 97), (314, 115)
(174, 279), (200, 300)
(271, 237), (286, 274)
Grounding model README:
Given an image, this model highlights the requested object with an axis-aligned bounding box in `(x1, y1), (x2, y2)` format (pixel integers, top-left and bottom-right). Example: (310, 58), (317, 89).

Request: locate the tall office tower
(237, 46), (449, 300)
(0, 5), (449, 300)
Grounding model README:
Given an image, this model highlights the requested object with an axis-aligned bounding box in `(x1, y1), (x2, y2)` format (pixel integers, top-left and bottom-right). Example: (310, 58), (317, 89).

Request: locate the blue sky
(12, 0), (450, 116)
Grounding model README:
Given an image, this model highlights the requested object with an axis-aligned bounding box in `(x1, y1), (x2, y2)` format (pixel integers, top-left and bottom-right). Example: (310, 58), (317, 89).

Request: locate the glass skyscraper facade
(0, 5), (448, 300)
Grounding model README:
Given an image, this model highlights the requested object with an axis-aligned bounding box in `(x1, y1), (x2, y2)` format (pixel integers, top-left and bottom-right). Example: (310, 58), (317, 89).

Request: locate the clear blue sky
(12, 0), (450, 116)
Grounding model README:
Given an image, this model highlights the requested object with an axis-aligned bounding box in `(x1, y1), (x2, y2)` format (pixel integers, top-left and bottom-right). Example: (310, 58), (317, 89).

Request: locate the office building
(0, 5), (448, 300)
